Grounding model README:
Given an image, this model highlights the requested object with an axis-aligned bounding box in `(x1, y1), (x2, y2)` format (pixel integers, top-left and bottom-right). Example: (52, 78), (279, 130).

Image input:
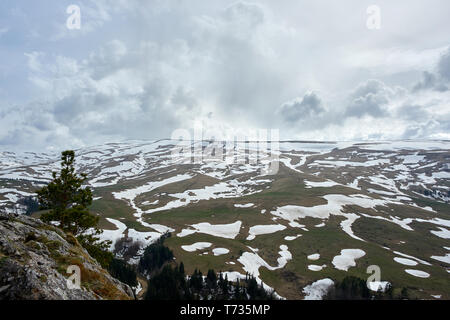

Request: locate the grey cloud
(400, 119), (442, 140)
(412, 48), (450, 92)
(2, 0), (450, 151)
(171, 87), (198, 110)
(345, 80), (392, 118)
(278, 92), (325, 123)
(346, 95), (388, 118)
(396, 104), (429, 121)
(350, 79), (386, 98)
(438, 47), (450, 81)
(87, 40), (129, 80)
(193, 1), (290, 119)
(222, 1), (266, 27)
(413, 71), (448, 92)
(396, 103), (450, 140)
(5, 38), (193, 149)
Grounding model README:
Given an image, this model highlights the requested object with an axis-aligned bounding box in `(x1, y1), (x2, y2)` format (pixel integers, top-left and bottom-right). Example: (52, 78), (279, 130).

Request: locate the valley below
(1, 139), (449, 299)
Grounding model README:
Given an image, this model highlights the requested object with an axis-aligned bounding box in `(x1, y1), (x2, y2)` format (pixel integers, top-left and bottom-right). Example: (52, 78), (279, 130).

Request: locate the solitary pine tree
(179, 262), (185, 275)
(37, 150), (112, 267)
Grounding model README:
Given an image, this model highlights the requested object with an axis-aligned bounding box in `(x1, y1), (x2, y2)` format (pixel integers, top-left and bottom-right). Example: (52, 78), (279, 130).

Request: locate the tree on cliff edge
(37, 150), (112, 267)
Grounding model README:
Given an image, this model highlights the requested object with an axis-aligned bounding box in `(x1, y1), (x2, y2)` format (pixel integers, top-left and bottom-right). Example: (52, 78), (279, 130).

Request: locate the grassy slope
(34, 161), (450, 299)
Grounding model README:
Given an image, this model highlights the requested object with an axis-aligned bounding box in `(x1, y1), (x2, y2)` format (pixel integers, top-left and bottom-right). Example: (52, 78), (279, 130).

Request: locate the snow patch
(304, 179), (340, 188)
(284, 235), (301, 241)
(307, 253), (320, 261)
(332, 249), (366, 271)
(393, 257), (418, 266)
(234, 203), (254, 208)
(181, 242), (212, 252)
(405, 269), (430, 278)
(212, 248), (230, 256)
(308, 264), (326, 271)
(178, 221), (242, 239)
(303, 279), (334, 300)
(246, 224), (286, 240)
(431, 253), (450, 264)
(96, 218), (127, 250)
(368, 281), (391, 292)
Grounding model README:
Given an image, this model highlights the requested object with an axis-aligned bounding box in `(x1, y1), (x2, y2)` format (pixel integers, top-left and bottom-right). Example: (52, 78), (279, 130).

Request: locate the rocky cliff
(0, 212), (133, 300)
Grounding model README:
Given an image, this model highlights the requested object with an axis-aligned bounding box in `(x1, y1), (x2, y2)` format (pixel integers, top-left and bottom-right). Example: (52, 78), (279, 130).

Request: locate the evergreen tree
(221, 274), (229, 295)
(189, 269), (204, 292)
(38, 151), (97, 235)
(145, 265), (185, 300)
(138, 235), (174, 274)
(108, 258), (138, 287)
(326, 276), (384, 300)
(400, 287), (409, 300)
(385, 283), (394, 299)
(247, 276), (259, 299)
(206, 269), (217, 289)
(17, 196), (40, 216)
(234, 278), (242, 300)
(179, 262), (185, 275)
(36, 150), (112, 267)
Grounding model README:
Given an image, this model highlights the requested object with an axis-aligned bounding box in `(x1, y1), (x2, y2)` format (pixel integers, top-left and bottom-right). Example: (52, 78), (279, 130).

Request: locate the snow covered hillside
(1, 139), (449, 299)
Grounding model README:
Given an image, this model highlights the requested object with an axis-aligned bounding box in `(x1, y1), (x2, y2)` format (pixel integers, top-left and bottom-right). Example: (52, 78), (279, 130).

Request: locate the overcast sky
(1, 0), (450, 152)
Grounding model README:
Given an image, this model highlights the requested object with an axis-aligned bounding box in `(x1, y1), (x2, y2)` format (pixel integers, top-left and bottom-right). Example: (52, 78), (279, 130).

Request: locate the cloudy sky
(1, 0), (450, 152)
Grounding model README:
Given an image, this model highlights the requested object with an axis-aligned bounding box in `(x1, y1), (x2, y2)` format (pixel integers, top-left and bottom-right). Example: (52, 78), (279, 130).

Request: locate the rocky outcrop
(0, 212), (133, 300)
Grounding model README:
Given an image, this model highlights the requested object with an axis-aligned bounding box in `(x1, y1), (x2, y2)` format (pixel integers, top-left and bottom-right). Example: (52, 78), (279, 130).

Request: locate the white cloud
(1, 0), (450, 151)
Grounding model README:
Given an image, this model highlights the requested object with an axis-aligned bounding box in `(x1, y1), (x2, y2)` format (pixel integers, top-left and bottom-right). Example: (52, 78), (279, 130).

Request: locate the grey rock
(0, 212), (133, 300)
